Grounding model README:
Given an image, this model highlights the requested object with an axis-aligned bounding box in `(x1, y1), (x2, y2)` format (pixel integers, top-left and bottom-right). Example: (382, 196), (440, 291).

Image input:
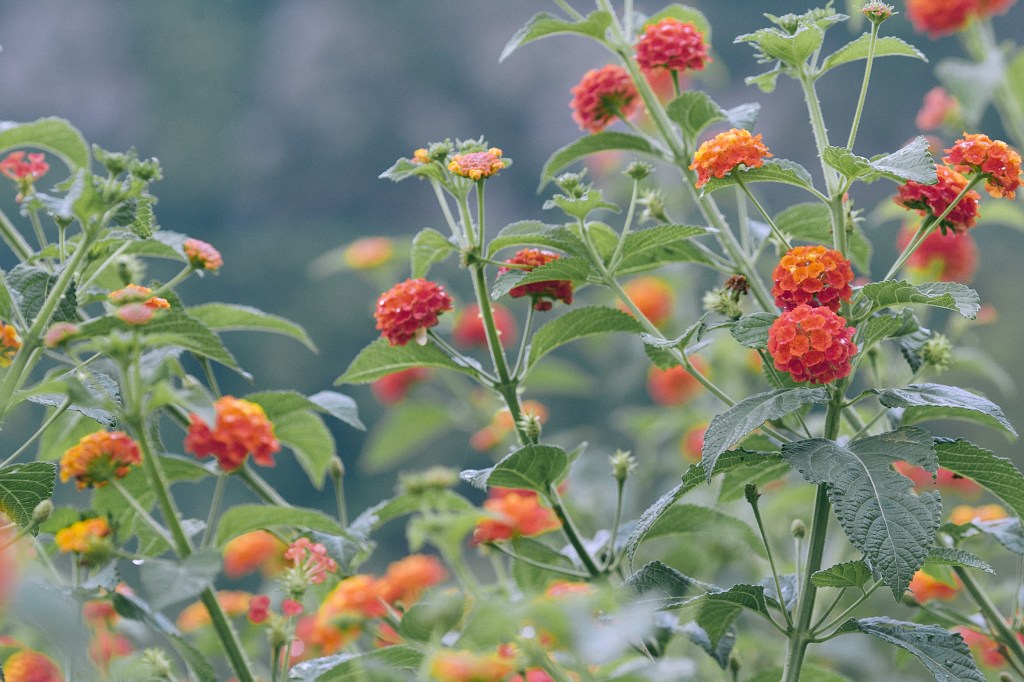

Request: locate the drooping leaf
(730, 312), (777, 349)
(973, 517), (1024, 555)
(702, 388), (828, 480)
(274, 410), (336, 488)
(474, 444), (570, 494)
(859, 280), (980, 319)
(624, 560), (694, 610)
(819, 34), (926, 74)
(307, 391), (364, 431)
(487, 220), (585, 258)
(615, 224), (711, 273)
(849, 617), (985, 681)
(188, 303), (317, 352)
(925, 547), (994, 574)
(287, 646), (424, 681)
(695, 584), (776, 647)
(336, 338), (481, 384)
(811, 560), (874, 590)
(214, 505), (346, 547)
(410, 228), (457, 278)
(0, 462), (56, 531)
(360, 400), (452, 474)
(0, 117), (90, 170)
(678, 620), (735, 670)
(934, 439), (1024, 517)
(539, 132), (657, 189)
(699, 158), (817, 195)
(500, 11), (612, 63)
(782, 428), (940, 597)
(528, 306), (641, 367)
(873, 384), (1017, 439)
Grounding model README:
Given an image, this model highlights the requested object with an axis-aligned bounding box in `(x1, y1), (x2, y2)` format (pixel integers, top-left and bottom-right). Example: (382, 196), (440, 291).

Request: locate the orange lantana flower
(183, 238), (223, 272)
(185, 396), (281, 471)
(690, 128), (771, 188)
(3, 649), (62, 682)
(107, 284), (170, 309)
(945, 133), (1023, 199)
(908, 570), (962, 603)
(448, 148), (506, 181)
(771, 245), (854, 312)
(177, 590), (253, 632)
(377, 554), (447, 606)
(767, 305), (857, 385)
(473, 488), (561, 544)
(59, 431), (141, 489)
(0, 321), (21, 368)
(55, 518), (112, 555)
(375, 278), (454, 346)
(222, 530), (287, 579)
(619, 275), (674, 327)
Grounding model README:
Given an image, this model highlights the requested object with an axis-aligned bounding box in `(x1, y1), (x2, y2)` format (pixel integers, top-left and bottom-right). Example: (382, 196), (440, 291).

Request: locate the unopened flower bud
(744, 484), (760, 505)
(141, 648), (174, 679)
(703, 288), (743, 320)
(639, 189), (669, 224)
(921, 334), (953, 372)
(609, 450), (638, 483)
(32, 499), (53, 524)
(999, 673), (1014, 682)
(625, 162), (653, 181)
(555, 171), (588, 198)
(398, 466), (459, 495)
(901, 591), (920, 607)
(328, 457), (345, 480)
(520, 410), (544, 442)
(861, 1), (895, 24)
(790, 519), (806, 539)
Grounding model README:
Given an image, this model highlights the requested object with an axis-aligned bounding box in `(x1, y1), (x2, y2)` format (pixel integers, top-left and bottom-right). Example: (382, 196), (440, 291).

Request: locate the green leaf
(718, 459), (792, 503)
(699, 158), (816, 195)
(615, 224), (711, 274)
(747, 666), (854, 682)
(782, 428), (940, 597)
(336, 338), (480, 384)
(730, 313), (777, 349)
(188, 303), (317, 352)
(139, 550), (221, 610)
(360, 400), (452, 474)
(307, 391), (364, 431)
(735, 24), (824, 66)
(624, 560), (695, 610)
(0, 117), (90, 171)
(113, 591), (217, 682)
(868, 137), (936, 184)
(873, 383), (1017, 439)
(288, 646), (425, 681)
(819, 35), (926, 74)
(973, 518), (1024, 555)
(539, 132), (657, 190)
(695, 585), (775, 647)
(491, 256), (592, 300)
(480, 444), (570, 494)
(275, 410), (336, 488)
(851, 617), (985, 682)
(746, 67), (785, 93)
(935, 439), (1024, 517)
(528, 306), (641, 367)
(811, 560), (874, 589)
(823, 146), (873, 180)
(214, 505), (345, 547)
(642, 504), (763, 556)
(667, 91), (726, 142)
(860, 311), (920, 351)
(378, 156), (446, 184)
(500, 10), (612, 63)
(7, 263), (77, 324)
(640, 314), (708, 369)
(775, 202), (871, 271)
(937, 54), (1003, 127)
(246, 389), (363, 431)
(859, 280), (980, 319)
(348, 490), (474, 541)
(0, 462), (56, 531)
(1009, 49), (1024, 127)
(410, 228), (457, 278)
(703, 388), (828, 480)
(926, 547), (994, 574)
(545, 188), (620, 220)
(488, 220), (586, 258)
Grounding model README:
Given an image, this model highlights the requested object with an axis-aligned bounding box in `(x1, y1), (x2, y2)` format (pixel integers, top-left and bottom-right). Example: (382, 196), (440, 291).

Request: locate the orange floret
(619, 276), (674, 327)
(107, 283), (170, 309)
(908, 570), (962, 603)
(377, 554), (447, 606)
(647, 358), (706, 406)
(473, 488), (561, 544)
(59, 431), (141, 489)
(223, 530), (288, 579)
(0, 321), (22, 368)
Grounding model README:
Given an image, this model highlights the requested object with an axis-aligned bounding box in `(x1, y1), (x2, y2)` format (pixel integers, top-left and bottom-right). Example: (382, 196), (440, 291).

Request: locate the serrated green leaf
(491, 256), (592, 300)
(696, 585), (775, 647)
(973, 518), (1024, 555)
(819, 35), (926, 74)
(6, 263), (77, 324)
(926, 547), (994, 573)
(730, 313), (777, 349)
(860, 279), (980, 319)
(699, 158), (816, 195)
(528, 306), (641, 367)
(484, 444), (570, 494)
(874, 383), (1017, 439)
(783, 428), (940, 597)
(410, 228), (457, 278)
(860, 311), (920, 351)
(642, 504), (763, 556)
(718, 459), (791, 503)
(214, 505), (345, 547)
(937, 54), (1002, 127)
(667, 91), (726, 142)
(746, 68), (785, 93)
(336, 338), (480, 385)
(823, 146), (874, 180)
(246, 390), (363, 433)
(288, 645), (425, 681)
(615, 224), (711, 274)
(0, 462), (56, 531)
(624, 560), (695, 610)
(378, 156), (446, 184)
(868, 136), (936, 184)
(487, 220), (585, 258)
(735, 24), (824, 66)
(774, 202), (871, 271)
(139, 550), (221, 610)
(540, 132), (657, 190)
(545, 188), (620, 219)
(360, 400), (451, 474)
(935, 439), (1024, 517)
(0, 117), (89, 171)
(189, 302), (316, 352)
(851, 617), (985, 681)
(703, 388), (828, 480)
(501, 10), (612, 63)
(811, 560), (874, 589)
(677, 620), (735, 670)
(307, 390), (364, 431)
(640, 314), (708, 369)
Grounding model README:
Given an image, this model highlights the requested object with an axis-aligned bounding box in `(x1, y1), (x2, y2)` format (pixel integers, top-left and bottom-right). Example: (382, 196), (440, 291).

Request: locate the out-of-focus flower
(469, 401), (548, 452)
(116, 303), (155, 325)
(54, 517), (112, 555)
(177, 591), (253, 632)
(894, 165), (980, 235)
(3, 649), (62, 682)
(88, 629), (133, 672)
(908, 570), (962, 603)
(545, 581), (595, 599)
(949, 503), (1008, 525)
(906, 0), (975, 36)
(619, 276), (674, 327)
(647, 359), (706, 406)
(897, 223), (978, 283)
(283, 599), (304, 618)
(0, 151), (49, 182)
(184, 238), (224, 272)
(767, 305), (857, 384)
(945, 133), (1023, 199)
(0, 321), (21, 368)
(43, 322), (79, 349)
(370, 367), (432, 405)
(690, 129), (771, 188)
(680, 424), (706, 463)
(977, 0), (1017, 16)
(771, 245), (854, 312)
(635, 18), (711, 73)
(428, 649), (516, 682)
(452, 303), (517, 348)
(473, 488), (561, 544)
(108, 284), (170, 309)
(248, 595), (271, 624)
(343, 237), (394, 270)
(499, 249), (574, 312)
(223, 530), (288, 579)
(284, 537), (338, 586)
(412, 148), (431, 165)
(185, 396), (281, 471)
(83, 599), (119, 628)
(570, 64), (641, 134)
(893, 461), (981, 496)
(59, 431), (141, 489)
(954, 627), (1006, 668)
(916, 87), (959, 130)
(375, 278), (454, 346)
(312, 575), (386, 654)
(448, 149), (506, 181)
(377, 554), (447, 606)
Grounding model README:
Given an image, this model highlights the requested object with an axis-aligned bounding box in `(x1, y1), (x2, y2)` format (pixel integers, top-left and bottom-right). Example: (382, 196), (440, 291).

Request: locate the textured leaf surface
(860, 311), (919, 351)
(0, 117), (89, 170)
(874, 384), (1017, 439)
(696, 585), (775, 647)
(700, 158), (816, 195)
(820, 35), (927, 73)
(615, 224), (710, 273)
(783, 428), (940, 597)
(736, 24), (824, 66)
(730, 313), (777, 349)
(926, 547), (994, 574)
(0, 462), (56, 531)
(491, 257), (592, 300)
(624, 561), (694, 610)
(935, 439), (1024, 516)
(215, 505), (345, 547)
(860, 280), (980, 319)
(487, 220), (584, 258)
(851, 617), (985, 681)
(540, 132), (656, 189)
(811, 560), (874, 589)
(528, 306), (641, 367)
(188, 303), (316, 351)
(483, 444), (570, 494)
(336, 338), (479, 384)
(868, 137), (936, 184)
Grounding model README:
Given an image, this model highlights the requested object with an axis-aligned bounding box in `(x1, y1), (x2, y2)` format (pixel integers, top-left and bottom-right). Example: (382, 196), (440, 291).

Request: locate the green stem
(511, 304), (535, 378)
(0, 207), (33, 261)
(554, 0), (585, 21)
(0, 398), (70, 468)
(487, 542), (589, 578)
(846, 22), (881, 150)
(27, 206), (47, 254)
(430, 180), (465, 248)
(238, 464), (293, 507)
(149, 266), (193, 299)
(549, 485), (602, 578)
(797, 72), (840, 194)
(748, 486), (794, 628)
(955, 565), (1024, 668)
(814, 580), (882, 638)
(78, 241), (131, 293)
(427, 329), (498, 385)
(736, 176), (793, 250)
(111, 479), (176, 550)
(201, 473), (228, 548)
(608, 178), (640, 272)
(604, 478), (627, 571)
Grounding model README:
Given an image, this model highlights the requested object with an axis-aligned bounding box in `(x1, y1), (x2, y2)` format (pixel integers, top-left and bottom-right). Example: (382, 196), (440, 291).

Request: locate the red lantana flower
(897, 223), (978, 283)
(690, 128), (771, 188)
(646, 359), (706, 406)
(3, 650), (62, 682)
(944, 132), (1023, 199)
(448, 148), (506, 180)
(570, 64), (641, 134)
(185, 396), (281, 471)
(370, 367), (432, 405)
(906, 0), (975, 36)
(908, 570), (962, 603)
(451, 303), (517, 348)
(916, 87), (959, 130)
(375, 278), (453, 346)
(59, 431), (141, 489)
(498, 249), (573, 312)
(183, 238), (223, 272)
(635, 18), (711, 73)
(0, 151), (49, 183)
(767, 305), (857, 384)
(771, 245), (854, 312)
(894, 165), (980, 234)
(248, 595), (272, 624)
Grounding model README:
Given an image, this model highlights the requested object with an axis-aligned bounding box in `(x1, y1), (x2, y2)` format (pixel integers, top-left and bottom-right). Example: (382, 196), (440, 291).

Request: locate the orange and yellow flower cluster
(473, 487), (561, 544)
(448, 148), (506, 181)
(771, 245), (854, 312)
(59, 431), (141, 489)
(185, 396), (281, 471)
(690, 128), (772, 188)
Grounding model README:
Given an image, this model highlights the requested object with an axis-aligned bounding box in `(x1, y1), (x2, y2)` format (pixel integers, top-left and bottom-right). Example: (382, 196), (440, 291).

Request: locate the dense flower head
(370, 367), (432, 405)
(894, 165), (980, 234)
(635, 18), (711, 73)
(177, 590), (253, 632)
(897, 223), (978, 283)
(285, 537), (338, 586)
(183, 238), (223, 272)
(916, 87), (959, 130)
(498, 249), (573, 312)
(944, 133), (1023, 199)
(448, 148), (506, 180)
(452, 303), (518, 348)
(375, 278), (454, 346)
(107, 284), (170, 309)
(647, 358), (707, 406)
(906, 0), (975, 36)
(570, 64), (641, 134)
(428, 649), (516, 682)
(771, 245), (854, 312)
(343, 237), (394, 270)
(377, 554), (447, 606)
(54, 517), (112, 555)
(3, 649), (62, 682)
(0, 151), (49, 183)
(0, 321), (21, 368)
(473, 488), (561, 544)
(893, 461), (981, 496)
(185, 396), (281, 471)
(767, 305), (857, 384)
(949, 503), (1008, 525)
(222, 530), (288, 579)
(59, 430), (141, 489)
(89, 629), (133, 672)
(908, 570), (962, 603)
(619, 275), (674, 327)
(689, 128), (771, 188)
(42, 322), (79, 349)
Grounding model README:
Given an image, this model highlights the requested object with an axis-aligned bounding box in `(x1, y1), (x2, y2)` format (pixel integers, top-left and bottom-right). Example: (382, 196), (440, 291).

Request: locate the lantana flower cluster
(635, 17), (711, 73)
(944, 132), (1022, 199)
(690, 128), (772, 188)
(894, 165), (980, 234)
(473, 487), (561, 544)
(59, 431), (141, 489)
(375, 278), (454, 346)
(771, 245), (854, 312)
(906, 0), (1016, 37)
(767, 304), (857, 385)
(498, 249), (574, 312)
(185, 396), (281, 471)
(570, 64), (641, 134)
